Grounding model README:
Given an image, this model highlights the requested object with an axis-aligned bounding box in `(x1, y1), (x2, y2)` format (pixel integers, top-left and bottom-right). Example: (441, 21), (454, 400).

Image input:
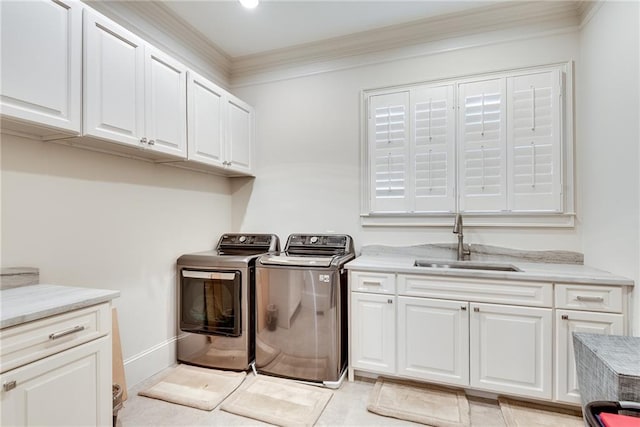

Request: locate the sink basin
(414, 259), (521, 272)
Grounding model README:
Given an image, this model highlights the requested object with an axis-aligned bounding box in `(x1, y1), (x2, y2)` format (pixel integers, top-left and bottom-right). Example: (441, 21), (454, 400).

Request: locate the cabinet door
(225, 95), (253, 174)
(144, 45), (187, 158)
(398, 297), (469, 386)
(0, 336), (111, 427)
(84, 9), (145, 147)
(350, 292), (395, 374)
(187, 71), (225, 167)
(0, 0), (81, 134)
(555, 310), (623, 404)
(470, 303), (552, 399)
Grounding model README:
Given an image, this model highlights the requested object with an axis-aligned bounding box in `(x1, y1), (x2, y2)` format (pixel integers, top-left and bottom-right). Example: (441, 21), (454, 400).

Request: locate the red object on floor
(599, 412), (640, 427)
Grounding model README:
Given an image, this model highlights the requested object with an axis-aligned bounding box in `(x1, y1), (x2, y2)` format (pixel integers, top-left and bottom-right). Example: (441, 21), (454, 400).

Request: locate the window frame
(360, 61), (575, 228)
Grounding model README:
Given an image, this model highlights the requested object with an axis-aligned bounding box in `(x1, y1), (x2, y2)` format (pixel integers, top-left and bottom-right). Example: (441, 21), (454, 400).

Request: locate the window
(361, 63), (574, 227)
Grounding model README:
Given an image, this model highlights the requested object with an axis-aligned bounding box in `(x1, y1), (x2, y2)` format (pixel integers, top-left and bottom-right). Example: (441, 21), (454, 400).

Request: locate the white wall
(1, 134), (232, 385)
(578, 1), (640, 334)
(233, 31), (583, 251)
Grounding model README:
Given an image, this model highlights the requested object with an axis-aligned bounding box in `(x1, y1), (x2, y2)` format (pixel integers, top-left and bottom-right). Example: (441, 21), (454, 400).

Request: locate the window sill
(360, 212), (576, 228)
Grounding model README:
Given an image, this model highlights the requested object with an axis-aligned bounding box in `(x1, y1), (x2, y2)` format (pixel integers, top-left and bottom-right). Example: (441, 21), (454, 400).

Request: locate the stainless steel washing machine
(254, 234), (354, 387)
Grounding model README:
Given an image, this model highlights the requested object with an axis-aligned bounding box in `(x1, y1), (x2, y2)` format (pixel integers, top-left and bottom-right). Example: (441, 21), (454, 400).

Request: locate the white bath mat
(499, 397), (584, 426)
(221, 374), (333, 426)
(367, 377), (470, 426)
(138, 364), (246, 411)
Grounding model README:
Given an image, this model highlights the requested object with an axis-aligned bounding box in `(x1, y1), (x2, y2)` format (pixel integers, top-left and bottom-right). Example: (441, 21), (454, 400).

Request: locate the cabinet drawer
(350, 271), (395, 294)
(555, 284), (623, 313)
(398, 275), (552, 307)
(0, 303), (110, 373)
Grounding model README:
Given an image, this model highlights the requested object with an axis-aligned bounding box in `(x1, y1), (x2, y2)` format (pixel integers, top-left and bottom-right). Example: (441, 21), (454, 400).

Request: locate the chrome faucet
(453, 213), (471, 261)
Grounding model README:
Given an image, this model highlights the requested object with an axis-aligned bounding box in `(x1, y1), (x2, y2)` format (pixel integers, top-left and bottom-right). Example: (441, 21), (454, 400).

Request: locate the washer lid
(259, 255), (335, 267)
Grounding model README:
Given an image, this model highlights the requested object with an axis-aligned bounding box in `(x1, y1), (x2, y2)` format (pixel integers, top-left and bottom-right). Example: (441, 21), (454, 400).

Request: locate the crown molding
(230, 1), (580, 86)
(84, 0), (232, 87)
(577, 0), (603, 28)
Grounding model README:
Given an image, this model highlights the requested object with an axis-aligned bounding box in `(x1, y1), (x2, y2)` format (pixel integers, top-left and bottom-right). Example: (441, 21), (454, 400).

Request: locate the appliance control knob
(239, 236), (247, 243)
(310, 236), (319, 244)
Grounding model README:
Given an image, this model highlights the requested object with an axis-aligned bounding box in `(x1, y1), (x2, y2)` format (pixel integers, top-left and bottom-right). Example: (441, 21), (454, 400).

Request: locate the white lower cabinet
(554, 309), (623, 404)
(398, 297), (469, 386)
(349, 270), (632, 406)
(0, 302), (112, 426)
(350, 292), (395, 374)
(470, 303), (552, 399)
(0, 337), (111, 426)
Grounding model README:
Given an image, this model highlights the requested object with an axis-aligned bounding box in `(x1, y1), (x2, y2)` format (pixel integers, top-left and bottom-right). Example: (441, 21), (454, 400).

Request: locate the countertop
(0, 284), (120, 329)
(345, 255), (635, 286)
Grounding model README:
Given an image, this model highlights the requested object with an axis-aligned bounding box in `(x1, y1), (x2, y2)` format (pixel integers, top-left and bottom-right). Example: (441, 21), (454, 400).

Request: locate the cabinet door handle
(461, 306), (467, 311)
(473, 307), (480, 312)
(561, 314), (569, 320)
(576, 296), (604, 302)
(140, 137), (147, 144)
(3, 381), (16, 392)
(362, 281), (381, 286)
(49, 325), (85, 340)
(148, 139), (155, 146)
(387, 299), (393, 304)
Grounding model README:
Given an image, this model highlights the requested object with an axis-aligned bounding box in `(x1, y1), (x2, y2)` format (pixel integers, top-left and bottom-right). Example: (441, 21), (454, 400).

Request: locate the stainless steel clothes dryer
(177, 233), (279, 370)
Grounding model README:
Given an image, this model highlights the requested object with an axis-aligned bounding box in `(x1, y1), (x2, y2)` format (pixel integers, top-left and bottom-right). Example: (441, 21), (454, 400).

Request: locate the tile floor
(117, 367), (583, 426)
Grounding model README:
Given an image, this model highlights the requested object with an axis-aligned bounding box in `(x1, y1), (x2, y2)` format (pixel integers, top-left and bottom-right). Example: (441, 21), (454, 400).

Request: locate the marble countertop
(0, 284), (120, 329)
(345, 254), (634, 286)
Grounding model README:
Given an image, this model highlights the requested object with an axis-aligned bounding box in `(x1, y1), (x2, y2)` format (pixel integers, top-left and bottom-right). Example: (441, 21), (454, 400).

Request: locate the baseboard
(123, 336), (177, 389)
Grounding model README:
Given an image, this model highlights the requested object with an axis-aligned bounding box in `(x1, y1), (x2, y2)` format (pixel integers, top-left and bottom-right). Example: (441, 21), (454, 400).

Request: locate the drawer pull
(461, 306), (467, 311)
(3, 381), (17, 392)
(49, 325), (85, 340)
(387, 299), (393, 304)
(576, 296), (605, 303)
(362, 281), (381, 286)
(561, 314), (569, 320)
(473, 307), (480, 312)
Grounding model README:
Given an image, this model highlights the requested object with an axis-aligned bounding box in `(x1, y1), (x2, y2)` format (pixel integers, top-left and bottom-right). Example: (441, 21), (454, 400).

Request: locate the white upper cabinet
(187, 71), (225, 167)
(83, 8), (187, 159)
(507, 70), (562, 212)
(0, 0), (81, 136)
(144, 46), (188, 157)
(458, 78), (507, 212)
(84, 9), (144, 147)
(186, 72), (254, 175)
(226, 95), (253, 174)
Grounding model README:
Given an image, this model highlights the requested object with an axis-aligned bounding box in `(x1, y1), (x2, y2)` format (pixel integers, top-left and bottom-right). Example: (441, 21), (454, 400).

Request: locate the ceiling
(159, 1), (498, 58)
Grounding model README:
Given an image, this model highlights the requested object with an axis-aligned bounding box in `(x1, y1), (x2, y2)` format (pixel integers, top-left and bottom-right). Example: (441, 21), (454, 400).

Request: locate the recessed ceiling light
(239, 0), (259, 9)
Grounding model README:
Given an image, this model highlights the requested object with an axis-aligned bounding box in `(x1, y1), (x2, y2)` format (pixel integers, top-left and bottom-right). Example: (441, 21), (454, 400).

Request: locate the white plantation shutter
(507, 70), (562, 212)
(412, 85), (456, 212)
(369, 91), (410, 212)
(458, 78), (507, 212)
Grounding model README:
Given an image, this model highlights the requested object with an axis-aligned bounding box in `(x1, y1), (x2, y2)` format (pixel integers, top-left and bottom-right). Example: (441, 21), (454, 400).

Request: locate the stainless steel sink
(413, 259), (521, 272)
